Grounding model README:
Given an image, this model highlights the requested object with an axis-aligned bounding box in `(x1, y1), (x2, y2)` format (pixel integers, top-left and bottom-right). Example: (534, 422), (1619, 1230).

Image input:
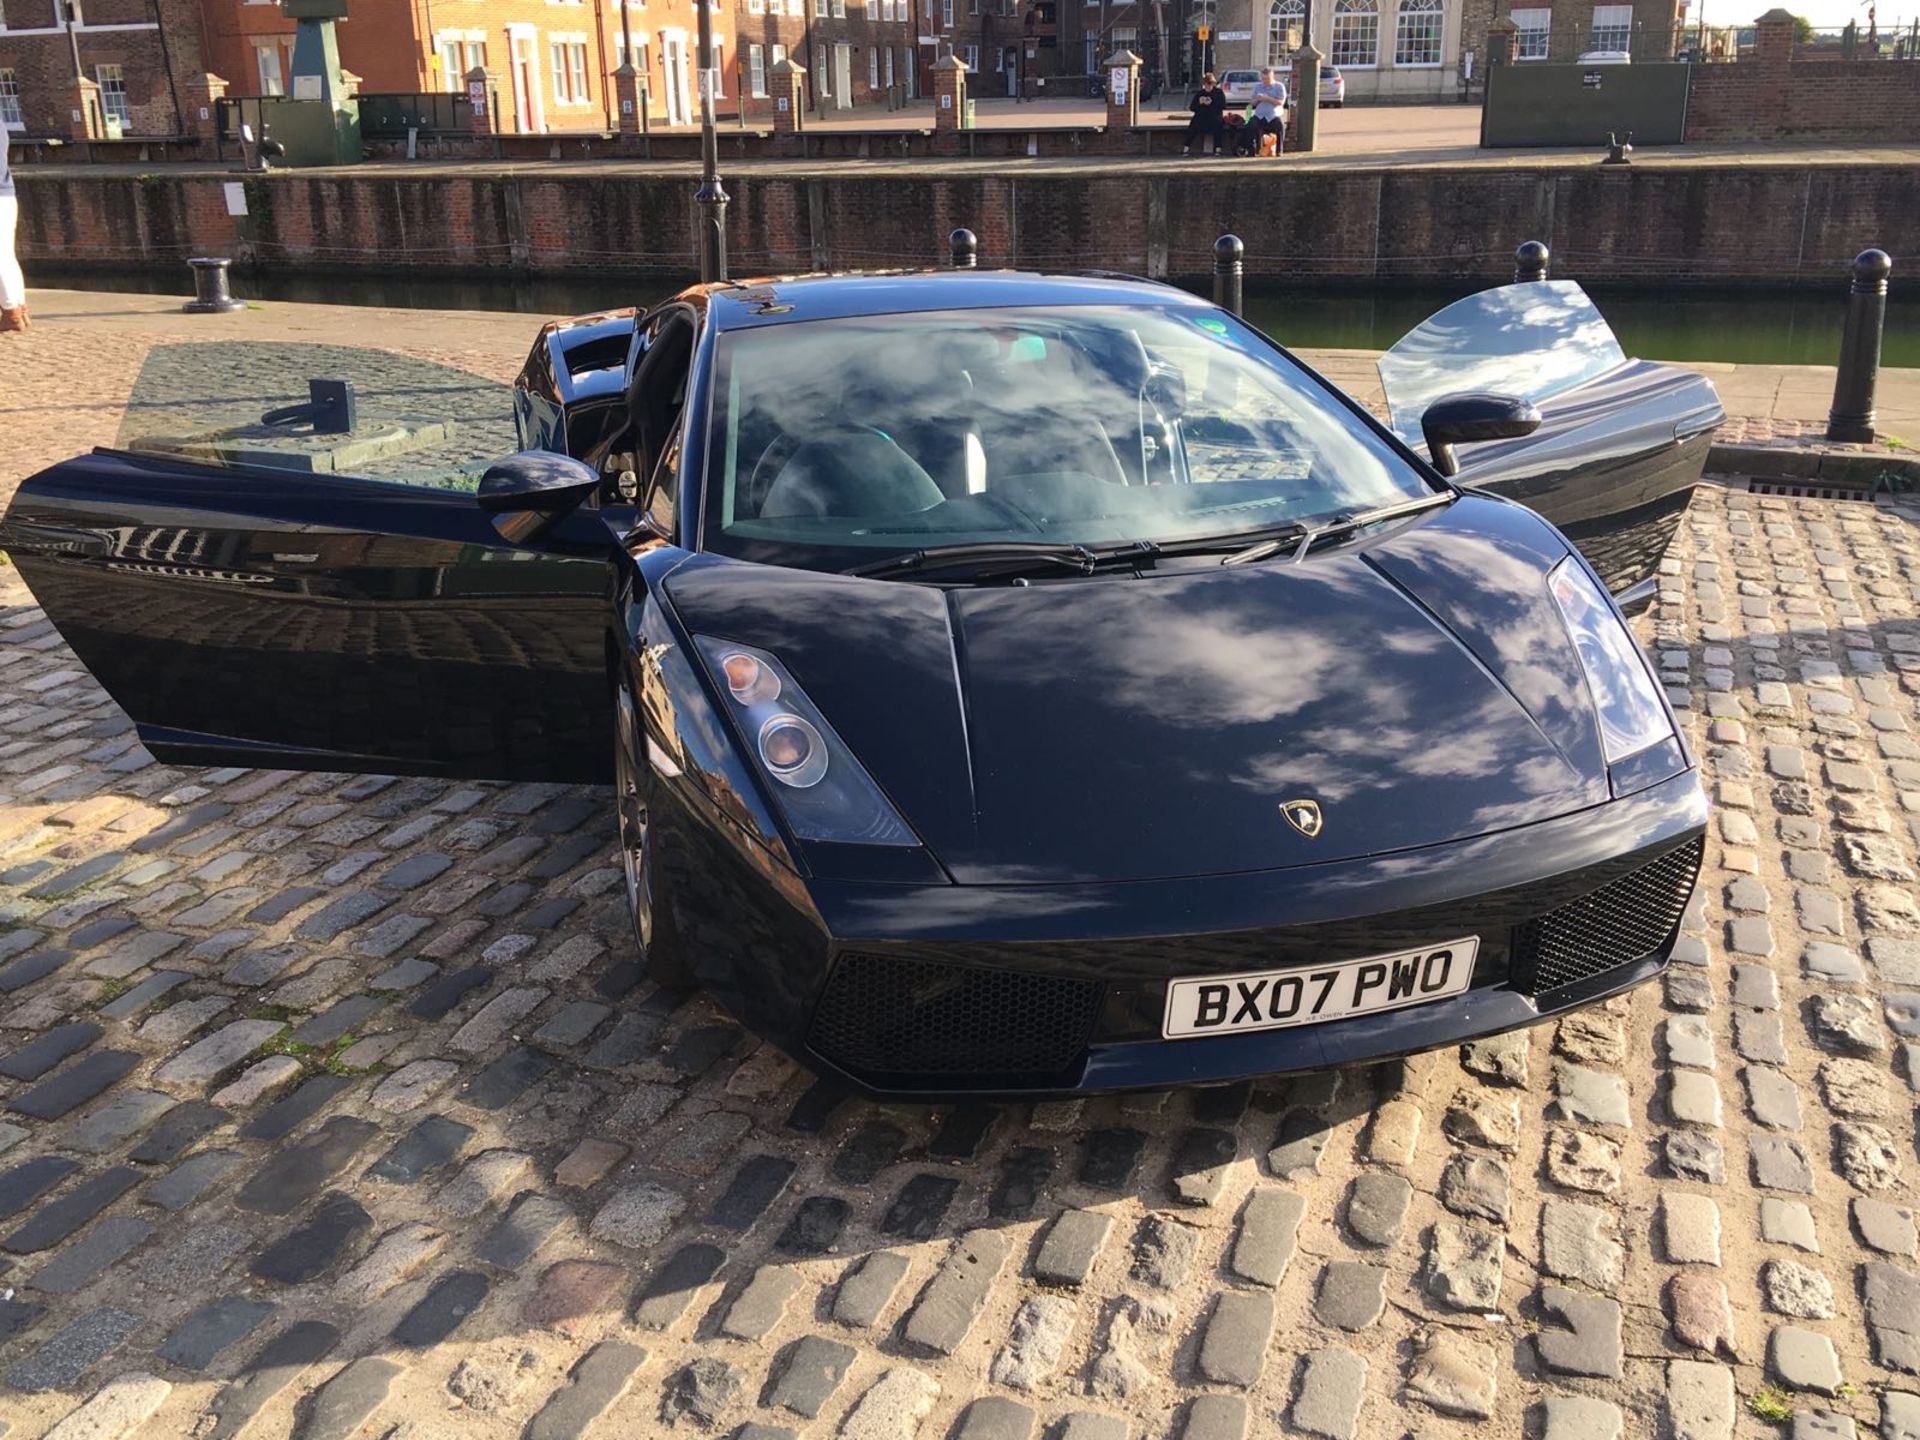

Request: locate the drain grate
(1742, 479), (1872, 502)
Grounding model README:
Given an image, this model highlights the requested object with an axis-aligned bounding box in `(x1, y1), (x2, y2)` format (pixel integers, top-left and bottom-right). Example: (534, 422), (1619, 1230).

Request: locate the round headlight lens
(722, 651), (781, 705)
(759, 714), (828, 788)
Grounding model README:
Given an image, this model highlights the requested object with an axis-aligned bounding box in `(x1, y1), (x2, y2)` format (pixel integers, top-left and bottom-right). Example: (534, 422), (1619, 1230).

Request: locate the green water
(38, 265), (1916, 369)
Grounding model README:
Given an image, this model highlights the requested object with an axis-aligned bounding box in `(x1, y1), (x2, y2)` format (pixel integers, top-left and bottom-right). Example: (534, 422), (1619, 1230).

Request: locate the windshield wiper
(1218, 491), (1454, 567)
(844, 539), (1158, 581)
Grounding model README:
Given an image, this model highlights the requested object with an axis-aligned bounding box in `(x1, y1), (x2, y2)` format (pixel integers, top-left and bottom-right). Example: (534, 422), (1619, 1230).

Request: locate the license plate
(1162, 937), (1479, 1040)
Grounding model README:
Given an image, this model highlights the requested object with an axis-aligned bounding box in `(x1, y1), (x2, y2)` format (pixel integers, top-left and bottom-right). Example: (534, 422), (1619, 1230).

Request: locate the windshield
(701, 304), (1431, 568)
(1375, 281), (1627, 450)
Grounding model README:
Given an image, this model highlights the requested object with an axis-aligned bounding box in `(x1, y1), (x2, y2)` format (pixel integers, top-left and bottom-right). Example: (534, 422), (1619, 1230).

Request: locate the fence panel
(1482, 60), (1689, 145)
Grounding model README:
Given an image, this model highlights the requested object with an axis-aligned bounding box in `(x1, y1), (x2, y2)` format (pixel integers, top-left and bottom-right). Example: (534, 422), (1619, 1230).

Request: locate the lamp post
(694, 0), (730, 282)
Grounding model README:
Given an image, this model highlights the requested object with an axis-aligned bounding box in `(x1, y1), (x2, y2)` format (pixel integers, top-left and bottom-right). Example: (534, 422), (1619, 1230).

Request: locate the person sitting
(1183, 73), (1227, 156)
(1249, 68), (1289, 154)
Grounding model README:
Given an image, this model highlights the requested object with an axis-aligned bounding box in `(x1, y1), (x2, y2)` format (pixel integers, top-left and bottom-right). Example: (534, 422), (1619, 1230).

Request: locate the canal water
(39, 266), (1917, 369)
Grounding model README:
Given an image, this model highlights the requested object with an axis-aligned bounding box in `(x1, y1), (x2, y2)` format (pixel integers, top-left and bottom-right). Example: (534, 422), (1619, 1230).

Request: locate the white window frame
(964, 42), (979, 68)
(1267, 0), (1304, 66)
(95, 64), (132, 127)
(1329, 0), (1379, 67)
(884, 45), (895, 87)
(0, 70), (22, 130)
(1511, 6), (1551, 58)
(750, 42), (767, 95)
(832, 0), (847, 17)
(254, 40), (285, 96)
(1393, 0), (1444, 65)
(869, 45), (879, 86)
(549, 37), (591, 104)
(1588, 3), (1632, 51)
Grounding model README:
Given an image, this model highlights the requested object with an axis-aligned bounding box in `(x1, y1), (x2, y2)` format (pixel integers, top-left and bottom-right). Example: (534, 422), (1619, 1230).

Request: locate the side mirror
(1420, 392), (1542, 477)
(477, 450), (600, 542)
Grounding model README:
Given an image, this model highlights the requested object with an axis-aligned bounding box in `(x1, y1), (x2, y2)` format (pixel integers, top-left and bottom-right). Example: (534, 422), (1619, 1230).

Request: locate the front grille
(1511, 837), (1702, 996)
(807, 952), (1103, 1085)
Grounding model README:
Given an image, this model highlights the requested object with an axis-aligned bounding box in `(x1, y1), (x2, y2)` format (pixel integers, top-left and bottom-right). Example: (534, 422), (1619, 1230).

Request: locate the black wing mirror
(477, 450), (600, 542)
(1420, 393), (1542, 477)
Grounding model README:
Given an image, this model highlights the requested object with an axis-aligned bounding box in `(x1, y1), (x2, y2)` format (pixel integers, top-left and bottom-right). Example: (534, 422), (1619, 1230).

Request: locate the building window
(711, 38), (726, 94)
(96, 65), (132, 127)
(616, 32), (652, 71)
(0, 71), (21, 130)
(1588, 3), (1632, 51)
(943, 0), (954, 23)
(885, 46), (895, 86)
(1511, 6), (1550, 57)
(1329, 0), (1378, 65)
(815, 0), (827, 15)
(749, 43), (767, 95)
(1394, 0), (1443, 63)
(832, 0), (847, 16)
(964, 42), (979, 68)
(969, 0), (979, 13)
(748, 0), (764, 13)
(1266, 0), (1304, 65)
(549, 40), (590, 103)
(254, 41), (286, 95)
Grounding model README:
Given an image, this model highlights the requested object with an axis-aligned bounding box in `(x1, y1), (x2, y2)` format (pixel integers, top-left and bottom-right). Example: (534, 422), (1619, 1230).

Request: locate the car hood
(663, 497), (1613, 884)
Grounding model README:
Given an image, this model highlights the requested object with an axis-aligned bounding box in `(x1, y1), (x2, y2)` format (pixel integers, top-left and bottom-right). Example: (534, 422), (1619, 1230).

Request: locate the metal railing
(1507, 24), (1693, 64)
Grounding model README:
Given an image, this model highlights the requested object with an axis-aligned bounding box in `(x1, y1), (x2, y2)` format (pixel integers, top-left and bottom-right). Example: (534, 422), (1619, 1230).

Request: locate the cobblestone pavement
(5, 308), (1920, 1438)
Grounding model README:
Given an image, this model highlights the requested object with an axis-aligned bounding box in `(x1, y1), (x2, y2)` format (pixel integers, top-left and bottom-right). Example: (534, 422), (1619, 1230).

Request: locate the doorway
(507, 27), (543, 132)
(662, 32), (692, 125)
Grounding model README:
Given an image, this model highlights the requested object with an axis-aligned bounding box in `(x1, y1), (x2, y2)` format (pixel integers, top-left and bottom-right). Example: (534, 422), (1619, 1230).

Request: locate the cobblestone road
(3, 312), (1920, 1437)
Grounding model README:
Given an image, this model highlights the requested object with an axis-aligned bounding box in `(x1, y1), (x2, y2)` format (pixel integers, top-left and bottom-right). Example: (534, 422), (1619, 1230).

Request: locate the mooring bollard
(949, 228), (978, 269)
(183, 257), (245, 314)
(1828, 248), (1893, 444)
(1513, 240), (1550, 283)
(1213, 234), (1244, 317)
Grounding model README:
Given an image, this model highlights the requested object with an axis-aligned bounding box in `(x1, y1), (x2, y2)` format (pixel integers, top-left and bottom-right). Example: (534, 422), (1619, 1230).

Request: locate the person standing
(1249, 67), (1289, 154)
(0, 123), (25, 333)
(1183, 72), (1227, 156)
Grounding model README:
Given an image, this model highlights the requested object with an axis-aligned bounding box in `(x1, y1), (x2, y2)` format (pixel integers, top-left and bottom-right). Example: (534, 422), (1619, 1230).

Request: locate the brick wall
(0, 0), (207, 136)
(14, 161), (1915, 285)
(1686, 58), (1920, 142)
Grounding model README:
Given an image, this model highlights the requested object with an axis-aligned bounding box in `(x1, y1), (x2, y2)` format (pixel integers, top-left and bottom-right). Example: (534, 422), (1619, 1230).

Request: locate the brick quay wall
(15, 159), (1917, 287)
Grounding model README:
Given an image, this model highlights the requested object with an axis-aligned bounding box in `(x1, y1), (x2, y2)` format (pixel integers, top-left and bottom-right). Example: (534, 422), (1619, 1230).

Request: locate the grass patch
(93, 976), (135, 1006)
(1747, 1387), (1794, 1423)
(243, 1002), (295, 1023)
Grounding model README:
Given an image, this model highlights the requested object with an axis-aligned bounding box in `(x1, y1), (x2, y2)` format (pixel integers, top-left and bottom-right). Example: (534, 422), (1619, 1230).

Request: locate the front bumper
(681, 767), (1706, 1100)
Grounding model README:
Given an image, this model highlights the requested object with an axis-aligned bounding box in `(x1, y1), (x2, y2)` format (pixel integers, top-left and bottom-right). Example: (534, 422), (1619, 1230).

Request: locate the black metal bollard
(183, 257), (245, 314)
(949, 228), (978, 269)
(1213, 234), (1244, 316)
(1513, 240), (1550, 283)
(1828, 248), (1893, 444)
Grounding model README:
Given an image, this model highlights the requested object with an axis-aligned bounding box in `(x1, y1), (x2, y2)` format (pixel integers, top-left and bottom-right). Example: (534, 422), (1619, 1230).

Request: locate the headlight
(1548, 556), (1672, 765)
(694, 637), (918, 847)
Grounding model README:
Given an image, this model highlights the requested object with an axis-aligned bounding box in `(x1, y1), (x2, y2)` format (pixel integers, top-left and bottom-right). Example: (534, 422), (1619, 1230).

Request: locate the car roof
(698, 269), (1209, 331)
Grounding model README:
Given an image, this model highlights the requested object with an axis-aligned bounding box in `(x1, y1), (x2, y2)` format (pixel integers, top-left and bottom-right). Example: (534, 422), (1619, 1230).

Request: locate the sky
(1739, 0), (1912, 27)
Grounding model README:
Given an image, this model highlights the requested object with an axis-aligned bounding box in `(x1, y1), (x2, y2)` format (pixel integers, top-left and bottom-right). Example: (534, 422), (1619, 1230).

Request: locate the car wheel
(614, 676), (692, 990)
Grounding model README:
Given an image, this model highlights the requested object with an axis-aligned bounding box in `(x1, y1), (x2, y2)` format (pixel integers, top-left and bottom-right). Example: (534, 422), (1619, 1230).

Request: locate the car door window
(113, 340), (518, 492)
(1375, 280), (1627, 448)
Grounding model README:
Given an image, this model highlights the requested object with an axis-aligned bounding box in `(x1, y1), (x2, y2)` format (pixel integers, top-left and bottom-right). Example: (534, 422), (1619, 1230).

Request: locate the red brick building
(0, 0), (208, 137)
(188, 0), (916, 128)
(733, 0), (919, 120)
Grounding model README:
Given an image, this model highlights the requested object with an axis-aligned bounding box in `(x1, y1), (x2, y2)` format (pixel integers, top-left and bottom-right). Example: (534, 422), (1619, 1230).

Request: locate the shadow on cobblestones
(2, 485), (1920, 1438)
